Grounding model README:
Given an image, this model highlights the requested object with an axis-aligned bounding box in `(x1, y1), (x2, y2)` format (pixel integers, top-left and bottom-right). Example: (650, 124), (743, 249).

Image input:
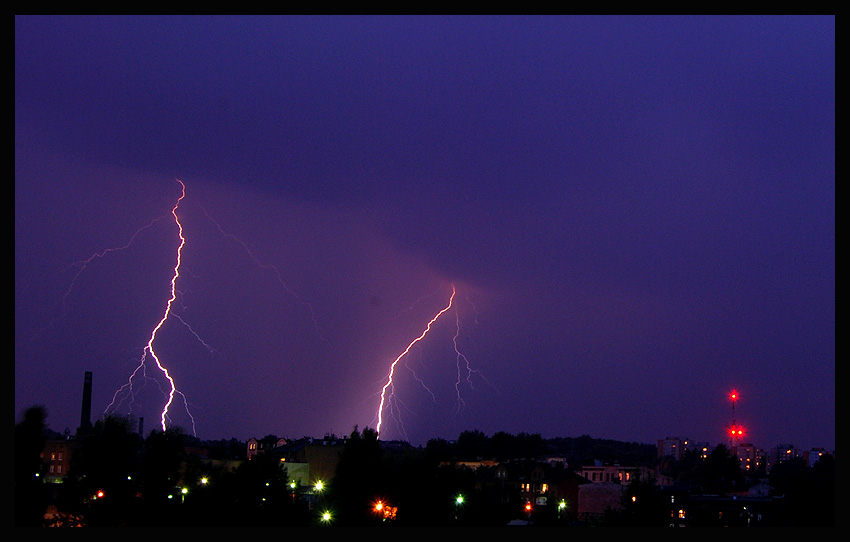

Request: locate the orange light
(373, 500), (396, 520)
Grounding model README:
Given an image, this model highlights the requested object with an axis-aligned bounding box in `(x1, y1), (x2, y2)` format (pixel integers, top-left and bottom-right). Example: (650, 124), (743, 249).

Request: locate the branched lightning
(142, 178), (185, 431)
(28, 215), (170, 344)
(105, 179), (197, 434)
(197, 204), (332, 348)
(376, 284), (456, 437)
(59, 217), (169, 312)
(374, 283), (497, 439)
(452, 309), (496, 412)
(453, 310), (471, 411)
(54, 178), (330, 438)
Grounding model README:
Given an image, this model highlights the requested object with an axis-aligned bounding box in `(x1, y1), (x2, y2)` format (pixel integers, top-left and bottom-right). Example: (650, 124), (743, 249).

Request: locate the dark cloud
(16, 16), (833, 450)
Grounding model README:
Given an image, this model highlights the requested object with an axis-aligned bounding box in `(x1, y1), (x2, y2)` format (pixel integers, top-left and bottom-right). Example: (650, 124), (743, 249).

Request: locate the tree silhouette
(63, 415), (142, 525)
(769, 453), (836, 526)
(14, 406), (49, 526)
(329, 426), (384, 525)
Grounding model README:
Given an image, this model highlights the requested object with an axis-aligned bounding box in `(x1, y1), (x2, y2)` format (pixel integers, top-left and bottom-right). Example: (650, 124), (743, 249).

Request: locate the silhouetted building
(247, 435), (287, 460)
(579, 462), (672, 487)
(245, 435), (347, 488)
(731, 442), (764, 473)
(273, 436), (346, 485)
(40, 438), (74, 484)
(77, 371), (92, 437)
(767, 444), (800, 471)
(803, 447), (829, 467)
(657, 436), (685, 460)
(577, 483), (624, 522)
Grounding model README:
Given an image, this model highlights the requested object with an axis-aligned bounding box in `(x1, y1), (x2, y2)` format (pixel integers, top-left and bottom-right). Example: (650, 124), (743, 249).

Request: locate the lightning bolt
(376, 284), (456, 437)
(27, 215), (169, 344)
(140, 178), (188, 432)
(59, 217), (167, 309)
(452, 309), (495, 413)
(105, 179), (195, 434)
(196, 204), (332, 348)
(453, 310), (471, 411)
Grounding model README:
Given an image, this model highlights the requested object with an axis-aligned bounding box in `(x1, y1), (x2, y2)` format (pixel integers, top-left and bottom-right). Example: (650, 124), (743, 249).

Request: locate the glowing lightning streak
(452, 309), (496, 413)
(29, 216), (169, 344)
(147, 179), (188, 431)
(453, 310), (471, 411)
(109, 179), (191, 433)
(376, 284), (456, 437)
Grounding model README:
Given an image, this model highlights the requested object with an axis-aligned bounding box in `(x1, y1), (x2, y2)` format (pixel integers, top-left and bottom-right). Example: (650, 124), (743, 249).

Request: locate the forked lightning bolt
(106, 179), (195, 433)
(376, 284), (457, 437)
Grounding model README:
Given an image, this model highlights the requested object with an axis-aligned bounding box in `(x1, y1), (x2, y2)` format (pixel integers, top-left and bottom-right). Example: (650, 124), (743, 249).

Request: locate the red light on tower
(726, 388), (745, 445)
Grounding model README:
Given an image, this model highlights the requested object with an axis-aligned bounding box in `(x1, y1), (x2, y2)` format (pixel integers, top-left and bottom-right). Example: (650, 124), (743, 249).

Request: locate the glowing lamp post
(454, 494), (464, 522)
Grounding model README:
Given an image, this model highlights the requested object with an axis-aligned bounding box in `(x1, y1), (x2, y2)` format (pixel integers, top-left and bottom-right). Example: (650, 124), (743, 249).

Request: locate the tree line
(14, 406), (835, 527)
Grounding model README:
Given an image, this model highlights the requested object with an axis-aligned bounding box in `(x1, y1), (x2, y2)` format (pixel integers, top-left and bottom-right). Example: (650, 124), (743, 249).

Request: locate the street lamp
(454, 494), (464, 522)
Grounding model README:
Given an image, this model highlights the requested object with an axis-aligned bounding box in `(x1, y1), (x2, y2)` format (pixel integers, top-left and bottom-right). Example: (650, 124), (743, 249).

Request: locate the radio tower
(728, 389), (744, 447)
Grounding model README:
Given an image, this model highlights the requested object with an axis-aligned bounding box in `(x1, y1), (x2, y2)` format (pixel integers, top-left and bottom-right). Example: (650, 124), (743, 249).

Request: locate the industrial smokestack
(78, 371), (93, 436)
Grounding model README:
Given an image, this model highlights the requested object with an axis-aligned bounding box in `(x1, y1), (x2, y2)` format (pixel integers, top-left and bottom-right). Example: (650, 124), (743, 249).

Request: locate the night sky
(15, 16), (834, 451)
